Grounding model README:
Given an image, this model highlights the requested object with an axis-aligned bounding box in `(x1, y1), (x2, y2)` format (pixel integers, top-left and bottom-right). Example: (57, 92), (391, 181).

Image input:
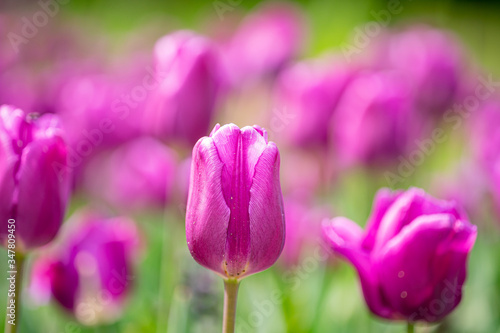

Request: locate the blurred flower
(30, 210), (140, 326)
(82, 137), (177, 213)
(470, 100), (500, 217)
(0, 105), (70, 251)
(222, 2), (305, 87)
(372, 25), (467, 119)
(331, 70), (420, 167)
(144, 30), (224, 146)
(186, 123), (285, 279)
(55, 62), (147, 150)
(322, 188), (477, 322)
(272, 58), (353, 148)
(281, 195), (330, 268)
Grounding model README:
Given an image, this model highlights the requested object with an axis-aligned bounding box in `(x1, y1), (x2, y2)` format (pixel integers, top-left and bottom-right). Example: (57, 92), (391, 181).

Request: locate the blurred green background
(1, 0), (500, 332)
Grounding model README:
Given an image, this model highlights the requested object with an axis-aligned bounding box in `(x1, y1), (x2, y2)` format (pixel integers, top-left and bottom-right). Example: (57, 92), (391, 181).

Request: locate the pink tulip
(186, 123), (285, 279)
(323, 188), (477, 322)
(273, 58), (353, 148)
(82, 137), (177, 212)
(30, 210), (140, 325)
(144, 31), (223, 146)
(222, 2), (305, 86)
(0, 105), (70, 251)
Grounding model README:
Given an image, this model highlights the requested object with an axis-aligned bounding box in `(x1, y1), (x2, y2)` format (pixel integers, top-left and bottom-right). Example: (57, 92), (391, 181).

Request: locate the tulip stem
(5, 252), (25, 333)
(407, 322), (415, 333)
(222, 279), (240, 333)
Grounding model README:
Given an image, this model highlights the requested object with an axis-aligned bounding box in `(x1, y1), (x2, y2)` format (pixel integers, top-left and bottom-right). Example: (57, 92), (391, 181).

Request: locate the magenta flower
(30, 210), (140, 325)
(322, 188), (477, 322)
(273, 58), (353, 148)
(222, 2), (304, 86)
(0, 105), (70, 251)
(331, 71), (420, 167)
(144, 31), (223, 146)
(372, 26), (466, 118)
(186, 123), (285, 280)
(82, 137), (177, 212)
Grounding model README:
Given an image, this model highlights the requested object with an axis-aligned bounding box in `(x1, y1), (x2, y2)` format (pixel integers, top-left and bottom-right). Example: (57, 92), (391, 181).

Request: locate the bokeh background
(1, 0), (500, 332)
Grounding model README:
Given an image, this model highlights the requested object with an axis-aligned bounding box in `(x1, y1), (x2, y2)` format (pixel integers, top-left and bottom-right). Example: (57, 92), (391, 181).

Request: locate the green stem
(222, 279), (240, 333)
(407, 322), (415, 333)
(5, 253), (25, 333)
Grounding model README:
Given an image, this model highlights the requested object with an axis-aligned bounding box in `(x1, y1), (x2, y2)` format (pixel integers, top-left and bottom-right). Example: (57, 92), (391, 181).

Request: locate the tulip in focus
(322, 188), (477, 323)
(186, 123), (285, 332)
(30, 210), (140, 326)
(0, 105), (70, 251)
(144, 31), (224, 146)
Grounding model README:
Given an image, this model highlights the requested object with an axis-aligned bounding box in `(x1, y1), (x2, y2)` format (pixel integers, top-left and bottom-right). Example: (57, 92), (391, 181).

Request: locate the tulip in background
(272, 58), (353, 149)
(221, 2), (305, 87)
(186, 123), (285, 332)
(0, 105), (70, 333)
(371, 26), (466, 119)
(322, 188), (477, 332)
(82, 137), (177, 213)
(144, 31), (224, 146)
(30, 210), (140, 326)
(331, 70), (420, 168)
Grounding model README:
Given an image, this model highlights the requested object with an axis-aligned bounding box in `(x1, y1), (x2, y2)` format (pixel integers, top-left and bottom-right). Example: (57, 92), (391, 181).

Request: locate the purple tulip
(0, 105), (70, 251)
(372, 26), (466, 118)
(82, 137), (177, 212)
(186, 123), (285, 279)
(30, 210), (140, 325)
(222, 2), (305, 86)
(331, 70), (420, 167)
(272, 58), (353, 148)
(322, 188), (477, 322)
(144, 31), (223, 146)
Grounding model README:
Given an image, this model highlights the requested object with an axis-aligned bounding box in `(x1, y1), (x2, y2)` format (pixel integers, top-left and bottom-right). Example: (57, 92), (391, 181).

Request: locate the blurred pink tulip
(82, 137), (177, 212)
(30, 210), (140, 325)
(144, 30), (224, 146)
(273, 58), (354, 148)
(331, 70), (420, 167)
(222, 2), (305, 87)
(0, 105), (70, 251)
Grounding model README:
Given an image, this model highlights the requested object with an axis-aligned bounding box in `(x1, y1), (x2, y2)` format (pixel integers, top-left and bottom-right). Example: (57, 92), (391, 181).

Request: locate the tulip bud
(144, 31), (223, 146)
(30, 210), (140, 326)
(186, 123), (285, 279)
(331, 71), (420, 167)
(372, 25), (466, 118)
(0, 105), (70, 251)
(272, 58), (353, 148)
(222, 3), (305, 86)
(322, 188), (477, 322)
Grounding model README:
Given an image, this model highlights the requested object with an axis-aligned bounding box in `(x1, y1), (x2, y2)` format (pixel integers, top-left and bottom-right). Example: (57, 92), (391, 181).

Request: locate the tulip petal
(246, 142), (285, 275)
(373, 188), (464, 252)
(362, 188), (403, 251)
(186, 137), (230, 277)
(322, 217), (395, 319)
(375, 213), (476, 321)
(16, 134), (69, 250)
